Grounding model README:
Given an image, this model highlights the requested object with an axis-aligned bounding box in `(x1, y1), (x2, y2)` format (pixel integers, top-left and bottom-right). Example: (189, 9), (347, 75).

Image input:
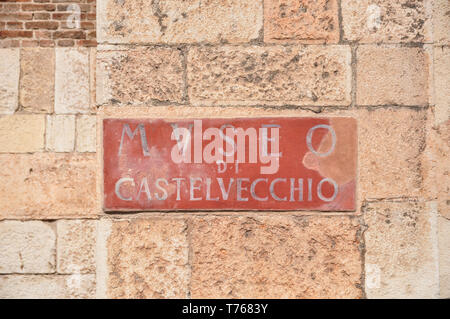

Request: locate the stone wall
(0, 0), (449, 298)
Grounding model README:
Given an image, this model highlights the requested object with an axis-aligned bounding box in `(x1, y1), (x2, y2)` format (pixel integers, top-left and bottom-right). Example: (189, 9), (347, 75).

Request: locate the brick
(434, 47), (450, 125)
(99, 218), (189, 298)
(356, 46), (429, 106)
(0, 274), (95, 299)
(364, 201), (439, 298)
(0, 48), (19, 114)
(342, 0), (431, 43)
(53, 30), (85, 39)
(76, 115), (96, 153)
(25, 21), (59, 30)
(0, 153), (96, 220)
(0, 115), (45, 153)
(187, 45), (351, 106)
(55, 47), (90, 114)
(358, 108), (426, 199)
(190, 216), (362, 298)
(433, 0), (450, 44)
(0, 221), (55, 274)
(57, 220), (96, 274)
(0, 30), (33, 38)
(96, 47), (184, 106)
(439, 216), (450, 298)
(20, 48), (55, 113)
(46, 115), (76, 152)
(264, 0), (339, 43)
(97, 0), (262, 44)
(57, 39), (75, 47)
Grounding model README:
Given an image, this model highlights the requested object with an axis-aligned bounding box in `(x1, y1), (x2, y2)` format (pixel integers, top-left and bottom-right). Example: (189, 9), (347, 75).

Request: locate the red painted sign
(103, 117), (356, 211)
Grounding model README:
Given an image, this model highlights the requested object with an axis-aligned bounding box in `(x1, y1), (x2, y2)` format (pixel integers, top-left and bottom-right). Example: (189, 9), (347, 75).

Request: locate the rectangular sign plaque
(103, 117), (356, 211)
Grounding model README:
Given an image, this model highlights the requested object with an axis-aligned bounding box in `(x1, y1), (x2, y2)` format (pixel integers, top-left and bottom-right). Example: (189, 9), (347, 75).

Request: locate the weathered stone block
(0, 153), (96, 220)
(97, 0), (262, 44)
(55, 47), (91, 114)
(0, 275), (95, 299)
(264, 0), (339, 43)
(57, 220), (97, 274)
(358, 108), (426, 199)
(96, 47), (184, 106)
(20, 48), (55, 113)
(76, 115), (96, 153)
(0, 221), (55, 274)
(0, 115), (45, 153)
(190, 216), (362, 298)
(187, 45), (351, 106)
(46, 115), (76, 152)
(342, 0), (431, 43)
(364, 201), (439, 298)
(433, 0), (450, 44)
(357, 46), (429, 106)
(439, 216), (450, 298)
(97, 218), (189, 299)
(434, 46), (450, 124)
(0, 48), (19, 114)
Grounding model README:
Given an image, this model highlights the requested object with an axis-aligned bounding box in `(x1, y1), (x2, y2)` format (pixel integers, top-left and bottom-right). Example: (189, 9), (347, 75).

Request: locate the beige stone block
(20, 48), (55, 113)
(0, 115), (45, 153)
(0, 153), (96, 220)
(0, 48), (19, 114)
(422, 119), (450, 218)
(55, 48), (90, 114)
(342, 0), (432, 43)
(97, 0), (262, 44)
(434, 46), (450, 125)
(433, 0), (450, 44)
(57, 220), (96, 274)
(0, 221), (55, 274)
(190, 216), (362, 298)
(364, 201), (439, 298)
(46, 115), (76, 152)
(439, 216), (450, 298)
(358, 108), (426, 199)
(357, 46), (429, 106)
(96, 47), (184, 106)
(187, 45), (351, 106)
(264, 0), (339, 43)
(0, 275), (95, 299)
(98, 218), (189, 299)
(76, 115), (96, 153)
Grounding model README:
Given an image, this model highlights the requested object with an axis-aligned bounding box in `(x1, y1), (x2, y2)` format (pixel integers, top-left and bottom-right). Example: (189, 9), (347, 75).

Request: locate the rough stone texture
(434, 46), (450, 125)
(97, 0), (262, 44)
(0, 221), (55, 274)
(342, 0), (432, 43)
(364, 201), (439, 298)
(439, 216), (450, 298)
(0, 275), (95, 299)
(358, 108), (426, 199)
(103, 218), (189, 299)
(76, 115), (96, 153)
(57, 220), (96, 274)
(433, 0), (450, 44)
(187, 45), (351, 106)
(96, 47), (184, 106)
(190, 216), (362, 298)
(0, 115), (45, 153)
(20, 48), (55, 113)
(357, 46), (429, 106)
(423, 119), (450, 219)
(0, 48), (19, 114)
(46, 115), (76, 152)
(0, 153), (96, 220)
(264, 0), (339, 43)
(55, 48), (91, 114)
